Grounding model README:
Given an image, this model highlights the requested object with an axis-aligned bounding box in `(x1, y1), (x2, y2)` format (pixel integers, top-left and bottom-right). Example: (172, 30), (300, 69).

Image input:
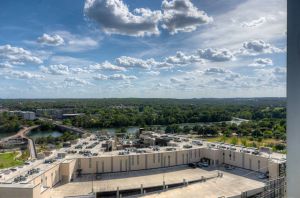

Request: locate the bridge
(54, 124), (89, 134)
(0, 125), (39, 159)
(38, 117), (89, 135)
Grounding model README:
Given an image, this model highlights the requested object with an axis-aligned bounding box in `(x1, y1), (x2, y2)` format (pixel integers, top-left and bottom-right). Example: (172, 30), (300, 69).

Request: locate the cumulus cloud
(0, 44), (43, 65)
(84, 0), (162, 37)
(89, 61), (126, 71)
(161, 0), (213, 34)
(64, 77), (91, 85)
(204, 67), (228, 75)
(109, 74), (137, 80)
(165, 51), (203, 65)
(37, 33), (64, 46)
(242, 40), (283, 54)
(93, 74), (108, 80)
(241, 17), (266, 28)
(198, 48), (234, 62)
(93, 73), (137, 80)
(249, 58), (273, 67)
(69, 67), (90, 74)
(116, 56), (154, 69)
(40, 64), (69, 75)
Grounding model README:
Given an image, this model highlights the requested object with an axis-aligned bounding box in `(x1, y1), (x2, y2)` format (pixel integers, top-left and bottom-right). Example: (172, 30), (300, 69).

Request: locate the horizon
(0, 0), (286, 98)
(0, 97), (286, 100)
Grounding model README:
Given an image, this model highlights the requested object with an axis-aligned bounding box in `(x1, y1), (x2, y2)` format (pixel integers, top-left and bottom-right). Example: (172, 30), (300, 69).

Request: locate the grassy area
(0, 152), (24, 169)
(203, 136), (286, 152)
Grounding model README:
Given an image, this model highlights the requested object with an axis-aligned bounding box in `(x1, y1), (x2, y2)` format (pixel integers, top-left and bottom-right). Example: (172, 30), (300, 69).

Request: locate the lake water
(0, 118), (247, 139)
(0, 132), (16, 139)
(27, 130), (63, 140)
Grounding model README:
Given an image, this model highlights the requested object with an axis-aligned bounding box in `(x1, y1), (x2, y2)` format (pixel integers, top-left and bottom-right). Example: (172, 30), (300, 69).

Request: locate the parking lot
(49, 165), (266, 198)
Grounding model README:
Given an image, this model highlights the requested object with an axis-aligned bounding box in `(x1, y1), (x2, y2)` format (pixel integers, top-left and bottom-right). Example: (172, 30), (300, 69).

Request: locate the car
(10, 168), (17, 172)
(197, 162), (209, 168)
(24, 162), (30, 165)
(258, 173), (268, 179)
(183, 144), (192, 149)
(188, 163), (197, 168)
(225, 165), (234, 170)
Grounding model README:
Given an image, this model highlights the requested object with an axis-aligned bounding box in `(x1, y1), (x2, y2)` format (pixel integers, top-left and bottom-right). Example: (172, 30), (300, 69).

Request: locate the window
(137, 155), (139, 165)
(89, 158), (92, 168)
(233, 152), (236, 161)
(153, 154), (156, 163)
(258, 160), (260, 170)
(158, 153), (160, 163)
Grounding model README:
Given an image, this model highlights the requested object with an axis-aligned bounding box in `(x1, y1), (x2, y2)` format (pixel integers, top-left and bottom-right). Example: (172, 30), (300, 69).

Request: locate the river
(0, 118), (248, 139)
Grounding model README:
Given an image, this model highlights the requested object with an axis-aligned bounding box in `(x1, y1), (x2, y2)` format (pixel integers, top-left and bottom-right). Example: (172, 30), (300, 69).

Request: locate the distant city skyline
(0, 0), (286, 98)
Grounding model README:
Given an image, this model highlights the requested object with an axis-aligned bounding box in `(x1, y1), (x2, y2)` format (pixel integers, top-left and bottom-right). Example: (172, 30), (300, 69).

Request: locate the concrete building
(0, 133), (286, 198)
(8, 111), (36, 120)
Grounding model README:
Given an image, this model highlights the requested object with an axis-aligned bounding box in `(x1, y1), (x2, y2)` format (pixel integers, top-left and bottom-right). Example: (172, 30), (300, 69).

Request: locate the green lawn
(0, 152), (24, 169)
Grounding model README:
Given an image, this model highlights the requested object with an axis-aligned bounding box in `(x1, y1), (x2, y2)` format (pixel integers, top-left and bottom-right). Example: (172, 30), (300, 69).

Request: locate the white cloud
(89, 61), (126, 71)
(109, 73), (137, 80)
(69, 67), (90, 74)
(64, 77), (91, 85)
(93, 73), (137, 80)
(84, 0), (162, 37)
(0, 44), (43, 65)
(198, 48), (234, 62)
(204, 67), (228, 75)
(0, 62), (13, 68)
(50, 31), (99, 52)
(249, 58), (273, 67)
(116, 56), (154, 69)
(242, 40), (283, 54)
(37, 33), (64, 46)
(241, 17), (266, 28)
(184, 0), (286, 50)
(40, 64), (69, 75)
(9, 71), (44, 80)
(165, 51), (203, 65)
(161, 0), (213, 34)
(93, 74), (108, 80)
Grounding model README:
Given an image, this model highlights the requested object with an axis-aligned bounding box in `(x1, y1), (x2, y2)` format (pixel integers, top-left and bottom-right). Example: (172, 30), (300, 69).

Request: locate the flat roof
(49, 166), (266, 198)
(0, 133), (286, 186)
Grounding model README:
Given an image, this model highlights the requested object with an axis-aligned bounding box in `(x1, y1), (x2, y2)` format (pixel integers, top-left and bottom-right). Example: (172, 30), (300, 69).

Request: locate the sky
(0, 0), (286, 98)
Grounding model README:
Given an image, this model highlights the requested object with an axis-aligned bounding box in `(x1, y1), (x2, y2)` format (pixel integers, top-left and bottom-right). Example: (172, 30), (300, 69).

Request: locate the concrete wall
(0, 186), (34, 198)
(75, 148), (203, 175)
(60, 159), (76, 182)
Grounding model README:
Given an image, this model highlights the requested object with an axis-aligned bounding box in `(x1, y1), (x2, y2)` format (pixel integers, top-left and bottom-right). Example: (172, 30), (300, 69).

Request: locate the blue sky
(0, 0), (286, 98)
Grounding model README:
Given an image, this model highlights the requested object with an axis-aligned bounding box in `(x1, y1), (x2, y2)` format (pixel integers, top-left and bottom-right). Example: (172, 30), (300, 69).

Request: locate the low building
(0, 135), (286, 198)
